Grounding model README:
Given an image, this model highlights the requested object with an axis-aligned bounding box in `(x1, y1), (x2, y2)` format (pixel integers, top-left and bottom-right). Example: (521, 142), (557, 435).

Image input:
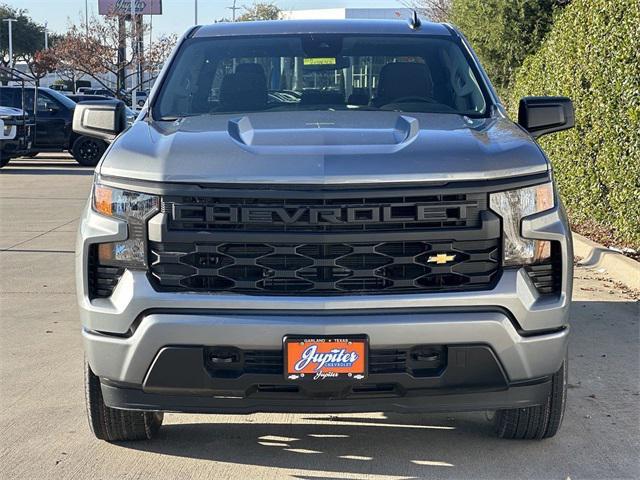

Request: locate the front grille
(368, 349), (408, 374)
(149, 239), (500, 295)
(88, 245), (124, 299)
(244, 350), (283, 374)
(151, 188), (501, 295)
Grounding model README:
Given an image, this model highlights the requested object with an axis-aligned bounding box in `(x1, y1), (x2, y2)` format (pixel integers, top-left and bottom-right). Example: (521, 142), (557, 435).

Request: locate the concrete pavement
(1, 155), (638, 480)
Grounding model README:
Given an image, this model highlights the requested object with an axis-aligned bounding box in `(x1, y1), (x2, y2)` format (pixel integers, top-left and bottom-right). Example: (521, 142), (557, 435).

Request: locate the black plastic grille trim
(206, 347), (446, 377)
(149, 239), (500, 295)
(524, 242), (562, 295)
(163, 192), (486, 233)
(88, 245), (124, 299)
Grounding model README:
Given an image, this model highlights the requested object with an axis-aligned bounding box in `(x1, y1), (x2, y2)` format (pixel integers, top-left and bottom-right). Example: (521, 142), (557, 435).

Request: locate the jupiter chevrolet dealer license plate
(284, 336), (367, 381)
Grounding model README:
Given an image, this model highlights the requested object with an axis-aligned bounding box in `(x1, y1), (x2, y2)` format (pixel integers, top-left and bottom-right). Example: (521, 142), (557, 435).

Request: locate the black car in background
(0, 86), (107, 166)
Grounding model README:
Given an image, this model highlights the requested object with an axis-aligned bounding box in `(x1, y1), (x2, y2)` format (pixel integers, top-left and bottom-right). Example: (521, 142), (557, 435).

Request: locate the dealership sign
(98, 0), (163, 15)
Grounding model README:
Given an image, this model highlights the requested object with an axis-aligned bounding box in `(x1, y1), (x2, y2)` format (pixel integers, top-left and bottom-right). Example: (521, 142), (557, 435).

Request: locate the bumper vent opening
(351, 383), (397, 394)
(525, 242), (562, 295)
(204, 347), (447, 378)
(88, 245), (124, 299)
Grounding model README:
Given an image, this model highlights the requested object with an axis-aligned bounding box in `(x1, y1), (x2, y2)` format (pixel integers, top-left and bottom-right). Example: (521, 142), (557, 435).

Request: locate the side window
(36, 93), (62, 112)
(37, 94), (51, 112)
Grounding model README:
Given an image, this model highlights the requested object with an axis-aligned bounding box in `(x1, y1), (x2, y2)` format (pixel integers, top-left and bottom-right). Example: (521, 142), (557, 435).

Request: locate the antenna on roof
(408, 10), (422, 30)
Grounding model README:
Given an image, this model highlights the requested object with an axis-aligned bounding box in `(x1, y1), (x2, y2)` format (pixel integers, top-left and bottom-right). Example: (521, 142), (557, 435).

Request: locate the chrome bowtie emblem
(427, 253), (456, 265)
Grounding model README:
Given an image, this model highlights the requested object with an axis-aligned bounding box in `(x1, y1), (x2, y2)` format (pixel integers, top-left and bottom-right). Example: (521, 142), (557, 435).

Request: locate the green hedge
(509, 0), (640, 246)
(450, 0), (556, 92)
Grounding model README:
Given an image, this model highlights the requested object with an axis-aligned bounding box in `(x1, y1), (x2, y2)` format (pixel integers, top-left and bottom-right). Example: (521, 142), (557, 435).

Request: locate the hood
(100, 111), (548, 185)
(0, 106), (26, 118)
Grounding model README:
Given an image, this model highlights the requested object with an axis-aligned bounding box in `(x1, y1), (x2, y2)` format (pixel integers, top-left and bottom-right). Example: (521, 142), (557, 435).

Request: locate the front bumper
(78, 195), (572, 413)
(83, 308), (568, 385)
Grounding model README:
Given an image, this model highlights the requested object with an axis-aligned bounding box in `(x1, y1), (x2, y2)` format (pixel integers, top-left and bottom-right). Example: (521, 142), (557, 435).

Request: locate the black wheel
(72, 136), (107, 167)
(85, 360), (163, 442)
(495, 358), (567, 440)
(0, 155), (10, 168)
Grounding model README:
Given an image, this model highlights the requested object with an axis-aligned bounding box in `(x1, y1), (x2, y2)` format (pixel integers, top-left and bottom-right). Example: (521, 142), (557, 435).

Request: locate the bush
(510, 0), (640, 247)
(450, 0), (557, 92)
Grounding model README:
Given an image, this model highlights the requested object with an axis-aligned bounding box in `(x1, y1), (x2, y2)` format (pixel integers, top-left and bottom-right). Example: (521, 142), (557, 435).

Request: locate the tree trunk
(117, 15), (126, 95)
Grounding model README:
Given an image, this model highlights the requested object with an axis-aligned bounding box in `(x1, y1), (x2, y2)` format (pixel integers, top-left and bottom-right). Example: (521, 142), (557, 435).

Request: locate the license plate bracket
(283, 335), (368, 382)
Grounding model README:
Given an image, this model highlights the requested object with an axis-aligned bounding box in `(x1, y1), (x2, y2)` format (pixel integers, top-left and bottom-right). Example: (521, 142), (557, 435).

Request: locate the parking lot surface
(1, 155), (638, 480)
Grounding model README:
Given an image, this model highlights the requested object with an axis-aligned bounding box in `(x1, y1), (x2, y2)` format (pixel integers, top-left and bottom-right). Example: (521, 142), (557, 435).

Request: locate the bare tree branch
(401, 0), (452, 22)
(47, 15), (176, 96)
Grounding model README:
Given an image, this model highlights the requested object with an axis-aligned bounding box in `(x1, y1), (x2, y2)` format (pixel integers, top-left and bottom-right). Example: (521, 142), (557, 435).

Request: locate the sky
(13, 0), (408, 39)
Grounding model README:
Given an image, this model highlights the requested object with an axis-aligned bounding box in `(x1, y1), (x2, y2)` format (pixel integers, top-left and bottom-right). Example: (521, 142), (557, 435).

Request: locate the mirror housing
(72, 99), (127, 142)
(518, 96), (574, 138)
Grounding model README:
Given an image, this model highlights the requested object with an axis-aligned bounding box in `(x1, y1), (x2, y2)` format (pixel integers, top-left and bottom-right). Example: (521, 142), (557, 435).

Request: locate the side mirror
(518, 96), (574, 138)
(72, 99), (127, 142)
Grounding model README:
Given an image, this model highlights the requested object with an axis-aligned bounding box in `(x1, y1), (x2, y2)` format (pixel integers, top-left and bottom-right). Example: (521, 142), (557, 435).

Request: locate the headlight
(92, 183), (159, 268)
(490, 182), (554, 266)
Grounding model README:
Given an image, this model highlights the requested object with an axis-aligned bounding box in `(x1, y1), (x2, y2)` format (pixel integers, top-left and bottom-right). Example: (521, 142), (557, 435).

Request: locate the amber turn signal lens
(97, 242), (115, 263)
(94, 185), (113, 216)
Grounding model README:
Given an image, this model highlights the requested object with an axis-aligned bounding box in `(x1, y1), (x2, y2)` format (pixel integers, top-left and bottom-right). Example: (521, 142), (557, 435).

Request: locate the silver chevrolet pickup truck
(74, 17), (574, 442)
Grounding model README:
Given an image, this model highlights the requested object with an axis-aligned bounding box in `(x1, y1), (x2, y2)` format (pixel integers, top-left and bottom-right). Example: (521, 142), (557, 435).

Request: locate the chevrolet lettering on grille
(172, 204), (469, 226)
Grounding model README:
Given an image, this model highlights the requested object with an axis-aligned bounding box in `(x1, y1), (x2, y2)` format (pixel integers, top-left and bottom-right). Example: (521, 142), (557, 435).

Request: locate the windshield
(155, 34), (489, 119)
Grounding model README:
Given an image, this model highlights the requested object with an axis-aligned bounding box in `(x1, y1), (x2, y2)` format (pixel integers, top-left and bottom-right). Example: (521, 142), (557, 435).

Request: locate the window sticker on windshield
(304, 57), (337, 66)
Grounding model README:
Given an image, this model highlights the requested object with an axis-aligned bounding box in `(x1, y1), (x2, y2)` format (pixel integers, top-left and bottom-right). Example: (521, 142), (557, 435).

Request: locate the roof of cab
(193, 19), (452, 38)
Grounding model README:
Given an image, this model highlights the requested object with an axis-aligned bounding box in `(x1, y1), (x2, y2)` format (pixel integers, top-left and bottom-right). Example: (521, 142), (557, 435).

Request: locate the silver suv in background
(75, 18), (574, 442)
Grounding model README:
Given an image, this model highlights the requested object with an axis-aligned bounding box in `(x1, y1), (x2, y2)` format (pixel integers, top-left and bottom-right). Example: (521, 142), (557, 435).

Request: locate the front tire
(72, 136), (106, 167)
(495, 358), (567, 440)
(84, 360), (163, 442)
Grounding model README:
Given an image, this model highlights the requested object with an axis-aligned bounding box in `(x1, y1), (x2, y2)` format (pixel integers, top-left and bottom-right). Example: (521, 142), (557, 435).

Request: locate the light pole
(228, 0), (240, 21)
(130, 0), (137, 108)
(3, 18), (17, 67)
(44, 21), (48, 49)
(85, 0), (89, 36)
(195, 0), (198, 24)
